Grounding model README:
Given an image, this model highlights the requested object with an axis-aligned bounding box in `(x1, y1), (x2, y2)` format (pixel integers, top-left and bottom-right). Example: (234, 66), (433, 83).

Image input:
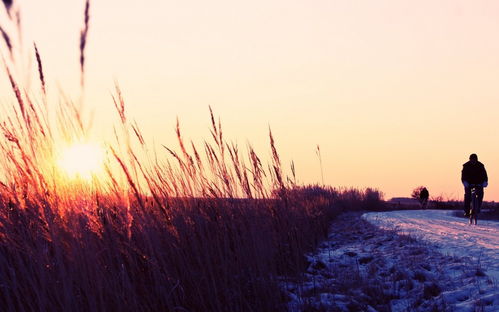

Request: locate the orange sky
(2, 1), (499, 200)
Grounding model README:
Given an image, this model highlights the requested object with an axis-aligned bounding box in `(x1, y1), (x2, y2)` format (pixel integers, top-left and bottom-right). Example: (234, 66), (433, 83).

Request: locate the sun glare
(58, 143), (105, 179)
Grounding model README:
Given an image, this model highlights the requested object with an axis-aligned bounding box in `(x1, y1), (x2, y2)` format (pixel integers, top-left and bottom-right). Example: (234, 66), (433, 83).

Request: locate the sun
(58, 143), (105, 179)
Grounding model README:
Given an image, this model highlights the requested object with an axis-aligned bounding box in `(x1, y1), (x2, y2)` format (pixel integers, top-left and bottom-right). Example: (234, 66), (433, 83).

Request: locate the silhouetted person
(419, 187), (429, 209)
(461, 154), (488, 216)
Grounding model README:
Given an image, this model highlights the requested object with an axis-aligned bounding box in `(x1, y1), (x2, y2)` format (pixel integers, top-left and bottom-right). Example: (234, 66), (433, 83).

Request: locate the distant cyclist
(461, 154), (488, 217)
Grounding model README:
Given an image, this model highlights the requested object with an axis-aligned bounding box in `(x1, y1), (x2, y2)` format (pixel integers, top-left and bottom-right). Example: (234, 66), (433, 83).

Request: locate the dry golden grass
(0, 3), (386, 311)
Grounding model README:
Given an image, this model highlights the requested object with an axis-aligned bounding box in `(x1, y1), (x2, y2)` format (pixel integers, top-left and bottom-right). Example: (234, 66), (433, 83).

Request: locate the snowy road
(363, 209), (499, 311)
(362, 210), (499, 281)
(285, 210), (499, 311)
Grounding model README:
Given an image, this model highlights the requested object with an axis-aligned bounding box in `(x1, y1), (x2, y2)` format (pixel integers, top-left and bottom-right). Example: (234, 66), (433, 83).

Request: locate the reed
(79, 0), (90, 87)
(33, 43), (46, 96)
(0, 2), (386, 311)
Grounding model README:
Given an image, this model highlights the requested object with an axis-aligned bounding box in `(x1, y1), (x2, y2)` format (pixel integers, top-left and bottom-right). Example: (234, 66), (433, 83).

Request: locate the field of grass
(0, 183), (386, 311)
(0, 3), (392, 311)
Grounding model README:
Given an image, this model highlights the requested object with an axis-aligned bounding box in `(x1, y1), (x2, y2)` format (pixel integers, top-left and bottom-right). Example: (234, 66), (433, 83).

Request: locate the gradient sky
(2, 0), (499, 200)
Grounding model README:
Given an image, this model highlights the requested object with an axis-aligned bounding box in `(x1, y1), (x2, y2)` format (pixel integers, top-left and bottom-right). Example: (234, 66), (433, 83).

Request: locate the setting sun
(58, 143), (105, 179)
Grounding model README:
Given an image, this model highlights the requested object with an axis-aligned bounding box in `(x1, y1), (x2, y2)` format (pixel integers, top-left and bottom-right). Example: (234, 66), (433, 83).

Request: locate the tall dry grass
(0, 3), (386, 311)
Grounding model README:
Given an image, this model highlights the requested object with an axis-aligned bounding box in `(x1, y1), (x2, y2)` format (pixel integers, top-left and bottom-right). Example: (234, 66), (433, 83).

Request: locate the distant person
(461, 154), (488, 216)
(419, 187), (429, 209)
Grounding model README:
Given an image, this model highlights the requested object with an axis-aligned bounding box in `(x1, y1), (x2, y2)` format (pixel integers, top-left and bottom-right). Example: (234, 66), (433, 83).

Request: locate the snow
(363, 209), (499, 311)
(283, 210), (499, 312)
(363, 210), (499, 282)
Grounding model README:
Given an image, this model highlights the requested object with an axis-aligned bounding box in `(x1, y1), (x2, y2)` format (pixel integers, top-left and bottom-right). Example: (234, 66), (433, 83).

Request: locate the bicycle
(469, 184), (482, 225)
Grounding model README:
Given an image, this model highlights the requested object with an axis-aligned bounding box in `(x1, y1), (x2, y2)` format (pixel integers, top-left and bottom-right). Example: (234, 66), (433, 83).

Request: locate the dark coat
(461, 161), (488, 185)
(419, 188), (429, 200)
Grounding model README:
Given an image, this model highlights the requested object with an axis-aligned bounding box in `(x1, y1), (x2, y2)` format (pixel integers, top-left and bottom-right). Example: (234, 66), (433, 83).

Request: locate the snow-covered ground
(363, 210), (499, 282)
(364, 209), (499, 311)
(284, 210), (499, 312)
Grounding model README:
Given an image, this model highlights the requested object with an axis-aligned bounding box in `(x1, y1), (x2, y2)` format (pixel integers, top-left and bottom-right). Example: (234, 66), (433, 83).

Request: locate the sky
(1, 0), (499, 200)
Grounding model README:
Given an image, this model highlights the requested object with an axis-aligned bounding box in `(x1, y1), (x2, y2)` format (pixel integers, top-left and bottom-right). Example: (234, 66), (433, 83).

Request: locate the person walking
(461, 154), (488, 216)
(419, 187), (429, 209)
